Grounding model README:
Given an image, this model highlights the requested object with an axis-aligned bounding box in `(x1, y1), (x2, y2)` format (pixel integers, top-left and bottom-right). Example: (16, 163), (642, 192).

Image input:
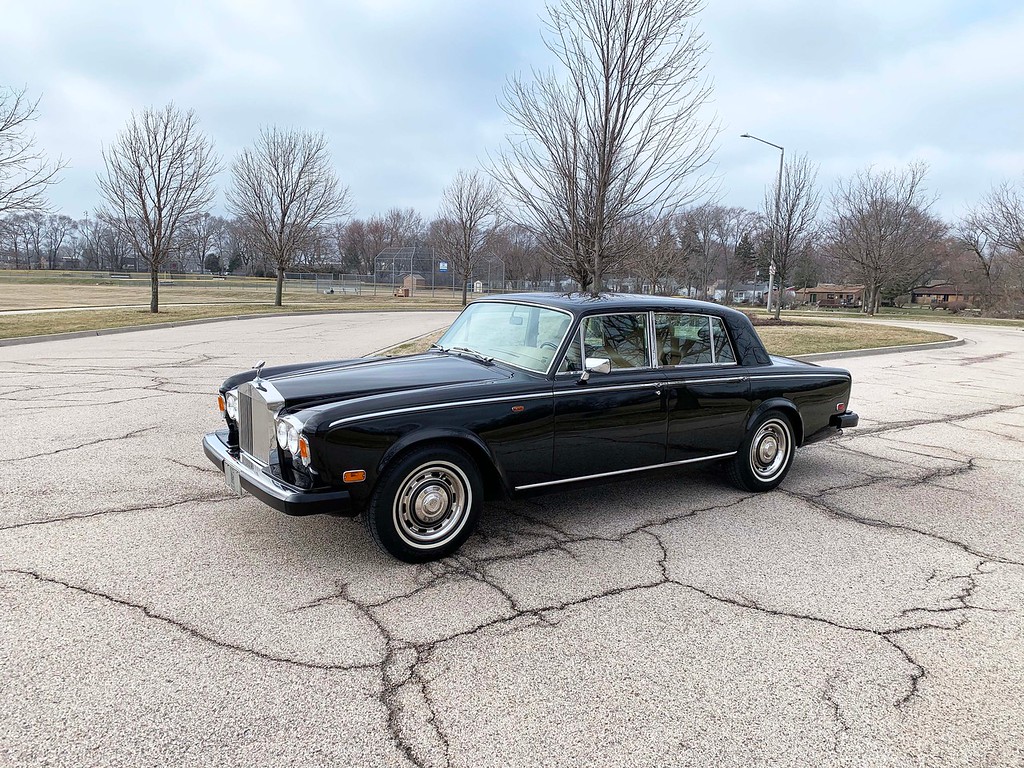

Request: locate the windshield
(436, 301), (573, 374)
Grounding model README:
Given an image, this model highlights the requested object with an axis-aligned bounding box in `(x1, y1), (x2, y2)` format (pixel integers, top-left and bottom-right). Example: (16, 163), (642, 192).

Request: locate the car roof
(474, 292), (745, 319)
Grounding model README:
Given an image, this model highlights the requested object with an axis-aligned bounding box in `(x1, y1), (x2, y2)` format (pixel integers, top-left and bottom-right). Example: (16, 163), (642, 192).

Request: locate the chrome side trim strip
(514, 451), (738, 491)
(751, 373), (847, 380)
(327, 391), (553, 429)
(324, 376), (754, 429)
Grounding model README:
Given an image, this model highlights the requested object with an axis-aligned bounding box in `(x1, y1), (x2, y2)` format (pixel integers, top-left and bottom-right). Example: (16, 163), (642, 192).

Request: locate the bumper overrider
(831, 411), (859, 429)
(202, 429), (352, 516)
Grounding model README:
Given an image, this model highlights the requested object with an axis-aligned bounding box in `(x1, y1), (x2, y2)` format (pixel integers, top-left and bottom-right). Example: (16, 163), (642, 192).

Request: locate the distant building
(792, 284), (864, 308)
(727, 281), (771, 304)
(910, 283), (979, 307)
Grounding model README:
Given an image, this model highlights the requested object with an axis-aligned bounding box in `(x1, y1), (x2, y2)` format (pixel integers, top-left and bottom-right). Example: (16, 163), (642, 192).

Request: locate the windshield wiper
(430, 343), (448, 353)
(447, 346), (494, 365)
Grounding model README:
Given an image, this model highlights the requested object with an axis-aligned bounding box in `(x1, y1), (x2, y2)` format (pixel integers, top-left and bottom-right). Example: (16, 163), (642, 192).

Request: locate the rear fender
(746, 398), (805, 446)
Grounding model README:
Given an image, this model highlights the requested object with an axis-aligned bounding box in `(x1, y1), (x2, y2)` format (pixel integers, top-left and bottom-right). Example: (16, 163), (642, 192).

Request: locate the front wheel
(728, 411), (796, 492)
(364, 445), (483, 563)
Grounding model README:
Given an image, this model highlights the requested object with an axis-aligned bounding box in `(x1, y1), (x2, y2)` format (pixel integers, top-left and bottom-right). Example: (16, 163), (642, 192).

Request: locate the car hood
(266, 352), (512, 408)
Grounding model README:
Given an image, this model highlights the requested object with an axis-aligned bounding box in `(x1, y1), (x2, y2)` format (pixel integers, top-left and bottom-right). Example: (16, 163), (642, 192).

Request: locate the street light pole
(741, 133), (784, 313)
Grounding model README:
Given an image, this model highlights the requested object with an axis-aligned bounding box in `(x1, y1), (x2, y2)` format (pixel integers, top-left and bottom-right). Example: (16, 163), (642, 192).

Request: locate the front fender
(380, 427), (511, 498)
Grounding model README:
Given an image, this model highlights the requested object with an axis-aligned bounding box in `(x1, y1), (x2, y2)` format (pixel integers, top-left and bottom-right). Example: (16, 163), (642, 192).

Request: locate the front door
(551, 312), (668, 481)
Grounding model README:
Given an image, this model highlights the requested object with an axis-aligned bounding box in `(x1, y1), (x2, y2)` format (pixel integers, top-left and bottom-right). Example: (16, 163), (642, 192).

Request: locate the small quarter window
(710, 317), (736, 363)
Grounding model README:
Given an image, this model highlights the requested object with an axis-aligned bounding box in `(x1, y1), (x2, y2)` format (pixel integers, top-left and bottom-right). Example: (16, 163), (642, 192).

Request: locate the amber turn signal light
(343, 470), (366, 483)
(217, 395), (225, 413)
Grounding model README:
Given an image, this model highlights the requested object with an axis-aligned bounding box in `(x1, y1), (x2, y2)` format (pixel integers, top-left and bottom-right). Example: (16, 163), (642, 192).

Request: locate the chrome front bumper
(202, 429), (353, 516)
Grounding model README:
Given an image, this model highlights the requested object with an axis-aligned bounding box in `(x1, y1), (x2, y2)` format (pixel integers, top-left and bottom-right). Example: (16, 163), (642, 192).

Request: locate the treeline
(3, 159), (1024, 317)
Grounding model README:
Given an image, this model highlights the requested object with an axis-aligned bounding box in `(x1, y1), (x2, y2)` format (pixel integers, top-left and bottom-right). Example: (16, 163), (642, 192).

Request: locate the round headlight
(225, 390), (238, 420)
(276, 420), (289, 450)
(286, 424), (300, 455)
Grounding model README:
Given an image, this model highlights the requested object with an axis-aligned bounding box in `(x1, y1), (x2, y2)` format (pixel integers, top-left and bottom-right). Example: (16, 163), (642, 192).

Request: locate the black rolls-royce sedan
(204, 294), (858, 562)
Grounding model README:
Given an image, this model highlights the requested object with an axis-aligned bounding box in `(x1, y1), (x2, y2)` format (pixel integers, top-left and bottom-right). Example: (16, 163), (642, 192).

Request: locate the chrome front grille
(237, 381), (279, 464)
(238, 388), (254, 455)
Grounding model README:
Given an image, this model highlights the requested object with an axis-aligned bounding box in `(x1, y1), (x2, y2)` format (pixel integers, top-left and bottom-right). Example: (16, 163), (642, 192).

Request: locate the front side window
(581, 313), (650, 370)
(437, 301), (572, 373)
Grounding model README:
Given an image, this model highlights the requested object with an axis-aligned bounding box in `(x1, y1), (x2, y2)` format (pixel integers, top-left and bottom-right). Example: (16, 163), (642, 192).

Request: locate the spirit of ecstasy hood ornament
(252, 360), (266, 381)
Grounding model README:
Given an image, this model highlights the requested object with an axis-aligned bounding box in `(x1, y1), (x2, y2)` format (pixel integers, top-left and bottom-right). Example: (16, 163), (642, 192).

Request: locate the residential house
(792, 284), (865, 308)
(910, 283), (979, 307)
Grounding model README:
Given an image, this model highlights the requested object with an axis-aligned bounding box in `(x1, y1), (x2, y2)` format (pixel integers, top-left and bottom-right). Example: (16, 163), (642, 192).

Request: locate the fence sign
(439, 261), (448, 272)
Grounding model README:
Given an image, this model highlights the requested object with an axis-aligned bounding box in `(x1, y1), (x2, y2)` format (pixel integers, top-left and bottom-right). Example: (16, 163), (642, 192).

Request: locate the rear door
(655, 313), (751, 461)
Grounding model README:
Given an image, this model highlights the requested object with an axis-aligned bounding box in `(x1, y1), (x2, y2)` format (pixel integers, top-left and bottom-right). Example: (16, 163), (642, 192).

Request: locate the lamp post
(741, 133), (784, 313)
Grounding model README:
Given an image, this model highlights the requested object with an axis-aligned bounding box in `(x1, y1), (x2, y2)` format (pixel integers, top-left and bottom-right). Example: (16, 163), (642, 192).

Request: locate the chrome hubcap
(415, 485), (450, 523)
(749, 418), (791, 482)
(393, 461), (471, 549)
(758, 436), (778, 464)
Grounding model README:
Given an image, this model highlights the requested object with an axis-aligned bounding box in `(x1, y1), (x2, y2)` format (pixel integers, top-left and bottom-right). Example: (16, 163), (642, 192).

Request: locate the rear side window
(654, 314), (736, 366)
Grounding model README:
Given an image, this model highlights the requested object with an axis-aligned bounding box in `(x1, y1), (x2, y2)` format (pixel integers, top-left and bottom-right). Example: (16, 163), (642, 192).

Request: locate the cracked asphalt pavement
(2, 313), (1023, 767)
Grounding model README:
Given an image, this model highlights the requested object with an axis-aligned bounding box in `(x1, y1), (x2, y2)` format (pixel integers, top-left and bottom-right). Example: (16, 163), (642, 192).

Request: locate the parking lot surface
(2, 313), (1022, 767)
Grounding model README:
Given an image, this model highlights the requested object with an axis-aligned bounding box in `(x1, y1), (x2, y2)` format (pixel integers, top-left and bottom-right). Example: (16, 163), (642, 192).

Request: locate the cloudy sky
(2, 0), (1022, 221)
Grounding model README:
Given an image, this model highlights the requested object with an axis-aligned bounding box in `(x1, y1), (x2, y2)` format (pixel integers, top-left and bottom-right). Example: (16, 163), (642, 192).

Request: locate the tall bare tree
(1, 86), (66, 216)
(828, 162), (945, 315)
(227, 127), (351, 306)
(493, 0), (717, 292)
(714, 206), (756, 304)
(436, 169), (502, 305)
(98, 103), (220, 311)
(763, 153), (820, 318)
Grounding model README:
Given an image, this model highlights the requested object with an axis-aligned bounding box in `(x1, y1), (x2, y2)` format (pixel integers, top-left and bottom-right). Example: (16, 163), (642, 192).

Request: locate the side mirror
(579, 357), (611, 381)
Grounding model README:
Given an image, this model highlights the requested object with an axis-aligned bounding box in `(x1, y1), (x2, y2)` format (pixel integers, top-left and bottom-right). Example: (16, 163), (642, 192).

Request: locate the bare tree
(763, 153), (820, 319)
(435, 169), (502, 305)
(677, 203), (728, 299)
(98, 103), (220, 312)
(41, 214), (76, 269)
(0, 214), (29, 268)
(828, 162), (945, 315)
(382, 207), (425, 246)
(227, 127), (351, 306)
(955, 212), (1003, 311)
(1, 86), (66, 216)
(714, 207), (756, 304)
(489, 222), (548, 285)
(178, 212), (226, 273)
(625, 214), (679, 295)
(493, 0), (717, 292)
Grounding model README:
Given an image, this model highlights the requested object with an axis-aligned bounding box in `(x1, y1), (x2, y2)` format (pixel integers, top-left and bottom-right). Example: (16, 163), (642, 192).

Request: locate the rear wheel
(728, 411), (795, 492)
(364, 445), (482, 563)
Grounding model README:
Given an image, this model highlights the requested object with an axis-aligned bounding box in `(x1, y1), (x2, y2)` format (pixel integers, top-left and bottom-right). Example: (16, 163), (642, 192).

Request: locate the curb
(0, 308), (457, 348)
(794, 337), (965, 362)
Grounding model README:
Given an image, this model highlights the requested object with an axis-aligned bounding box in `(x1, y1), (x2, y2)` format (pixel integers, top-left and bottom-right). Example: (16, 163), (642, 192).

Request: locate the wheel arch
(746, 398), (804, 446)
(378, 428), (510, 501)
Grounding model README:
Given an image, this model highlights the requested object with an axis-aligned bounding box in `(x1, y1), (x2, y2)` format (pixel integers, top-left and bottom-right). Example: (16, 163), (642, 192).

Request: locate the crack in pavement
(5, 569), (380, 674)
(1, 425), (160, 463)
(0, 492), (237, 532)
(849, 403), (1022, 438)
